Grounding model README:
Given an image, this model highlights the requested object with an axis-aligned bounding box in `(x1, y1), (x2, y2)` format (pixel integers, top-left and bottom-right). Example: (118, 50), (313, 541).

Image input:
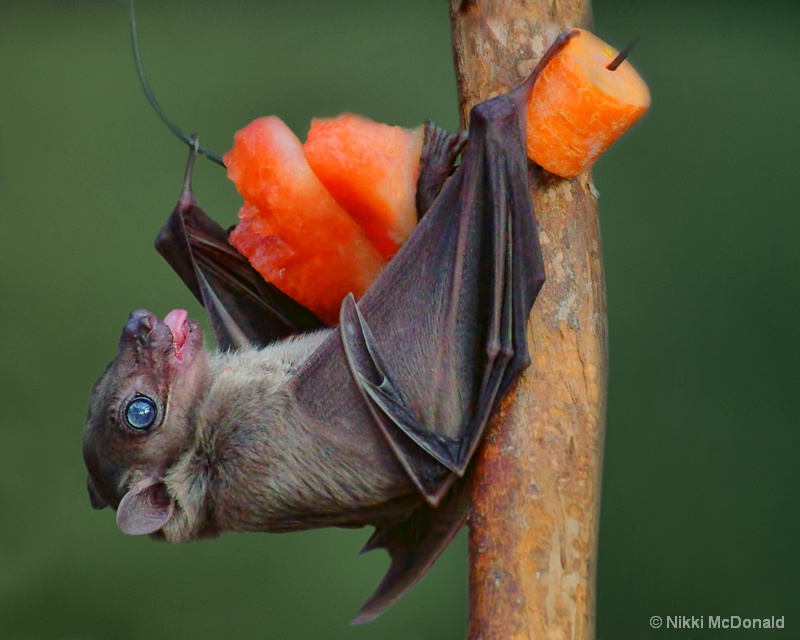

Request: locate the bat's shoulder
(469, 92), (519, 129)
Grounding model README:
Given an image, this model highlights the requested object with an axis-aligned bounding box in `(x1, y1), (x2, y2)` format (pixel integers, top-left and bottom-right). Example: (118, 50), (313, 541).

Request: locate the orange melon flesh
(305, 114), (423, 260)
(224, 116), (386, 325)
(527, 28), (650, 178)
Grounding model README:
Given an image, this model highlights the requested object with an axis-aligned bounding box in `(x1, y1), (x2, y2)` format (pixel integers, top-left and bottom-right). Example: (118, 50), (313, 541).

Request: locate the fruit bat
(83, 31), (578, 624)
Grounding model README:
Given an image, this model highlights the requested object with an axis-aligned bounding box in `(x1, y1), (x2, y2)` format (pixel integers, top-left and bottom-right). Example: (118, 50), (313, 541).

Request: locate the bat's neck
(164, 336), (419, 539)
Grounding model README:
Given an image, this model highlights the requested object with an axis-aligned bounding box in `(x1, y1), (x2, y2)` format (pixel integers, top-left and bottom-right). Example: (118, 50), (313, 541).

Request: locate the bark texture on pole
(449, 2), (607, 639)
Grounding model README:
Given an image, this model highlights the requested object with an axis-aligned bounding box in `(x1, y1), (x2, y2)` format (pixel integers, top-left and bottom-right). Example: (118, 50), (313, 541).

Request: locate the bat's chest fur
(162, 334), (419, 541)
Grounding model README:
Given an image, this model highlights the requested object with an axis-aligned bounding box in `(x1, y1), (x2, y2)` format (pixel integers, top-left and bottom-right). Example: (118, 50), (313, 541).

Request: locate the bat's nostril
(124, 310), (156, 338)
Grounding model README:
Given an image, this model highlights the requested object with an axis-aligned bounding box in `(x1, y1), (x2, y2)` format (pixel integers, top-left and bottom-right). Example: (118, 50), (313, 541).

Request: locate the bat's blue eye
(125, 396), (158, 431)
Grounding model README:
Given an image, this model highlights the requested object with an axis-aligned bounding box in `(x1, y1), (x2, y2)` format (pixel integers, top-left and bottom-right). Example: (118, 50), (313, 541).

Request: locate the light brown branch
(449, 2), (607, 639)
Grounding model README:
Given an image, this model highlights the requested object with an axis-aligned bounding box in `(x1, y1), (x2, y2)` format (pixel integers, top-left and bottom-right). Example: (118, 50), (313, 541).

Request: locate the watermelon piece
(229, 204), (295, 281)
(224, 116), (386, 325)
(305, 114), (423, 260)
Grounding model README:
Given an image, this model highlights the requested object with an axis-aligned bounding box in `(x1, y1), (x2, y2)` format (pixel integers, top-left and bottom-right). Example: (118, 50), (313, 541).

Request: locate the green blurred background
(2, 0), (798, 638)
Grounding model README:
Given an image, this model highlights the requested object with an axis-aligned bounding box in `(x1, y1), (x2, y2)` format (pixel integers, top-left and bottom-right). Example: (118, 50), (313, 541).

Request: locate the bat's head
(83, 308), (208, 536)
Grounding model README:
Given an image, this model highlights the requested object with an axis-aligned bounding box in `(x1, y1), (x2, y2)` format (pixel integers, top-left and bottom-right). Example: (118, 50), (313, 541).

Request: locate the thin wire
(128, 0), (225, 167)
(606, 31), (645, 71)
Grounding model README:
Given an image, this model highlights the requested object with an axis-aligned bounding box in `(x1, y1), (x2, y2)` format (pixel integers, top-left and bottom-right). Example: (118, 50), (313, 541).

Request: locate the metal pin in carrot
(526, 28), (650, 178)
(606, 31), (644, 71)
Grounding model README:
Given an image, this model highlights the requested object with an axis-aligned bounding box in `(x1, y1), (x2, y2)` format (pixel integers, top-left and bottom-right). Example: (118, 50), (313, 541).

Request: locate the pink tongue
(163, 309), (189, 350)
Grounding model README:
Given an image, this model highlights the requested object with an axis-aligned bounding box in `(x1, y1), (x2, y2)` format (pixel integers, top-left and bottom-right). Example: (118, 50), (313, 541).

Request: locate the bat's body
(156, 333), (421, 542)
(83, 33), (577, 623)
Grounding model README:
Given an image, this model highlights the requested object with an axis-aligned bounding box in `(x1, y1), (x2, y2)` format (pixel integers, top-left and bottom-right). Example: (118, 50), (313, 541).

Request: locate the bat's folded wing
(155, 173), (324, 351)
(340, 96), (544, 504)
(352, 478), (472, 624)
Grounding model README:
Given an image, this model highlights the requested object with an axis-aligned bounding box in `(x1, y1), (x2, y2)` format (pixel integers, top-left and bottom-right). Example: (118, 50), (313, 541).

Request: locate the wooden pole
(449, 2), (607, 639)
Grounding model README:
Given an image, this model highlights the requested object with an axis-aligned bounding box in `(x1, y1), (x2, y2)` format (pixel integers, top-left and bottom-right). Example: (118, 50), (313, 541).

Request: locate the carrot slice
(305, 114), (423, 260)
(526, 28), (650, 178)
(224, 116), (386, 325)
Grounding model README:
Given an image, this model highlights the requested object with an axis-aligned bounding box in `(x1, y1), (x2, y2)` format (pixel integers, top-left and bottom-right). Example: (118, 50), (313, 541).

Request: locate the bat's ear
(116, 479), (175, 536)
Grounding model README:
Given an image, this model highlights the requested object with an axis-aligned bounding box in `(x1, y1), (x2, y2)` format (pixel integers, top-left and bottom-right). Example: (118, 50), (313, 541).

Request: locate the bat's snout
(123, 310), (157, 341)
(118, 308), (203, 366)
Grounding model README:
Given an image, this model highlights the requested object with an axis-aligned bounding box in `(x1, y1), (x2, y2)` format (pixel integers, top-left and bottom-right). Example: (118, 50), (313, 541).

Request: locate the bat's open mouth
(163, 309), (190, 360)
